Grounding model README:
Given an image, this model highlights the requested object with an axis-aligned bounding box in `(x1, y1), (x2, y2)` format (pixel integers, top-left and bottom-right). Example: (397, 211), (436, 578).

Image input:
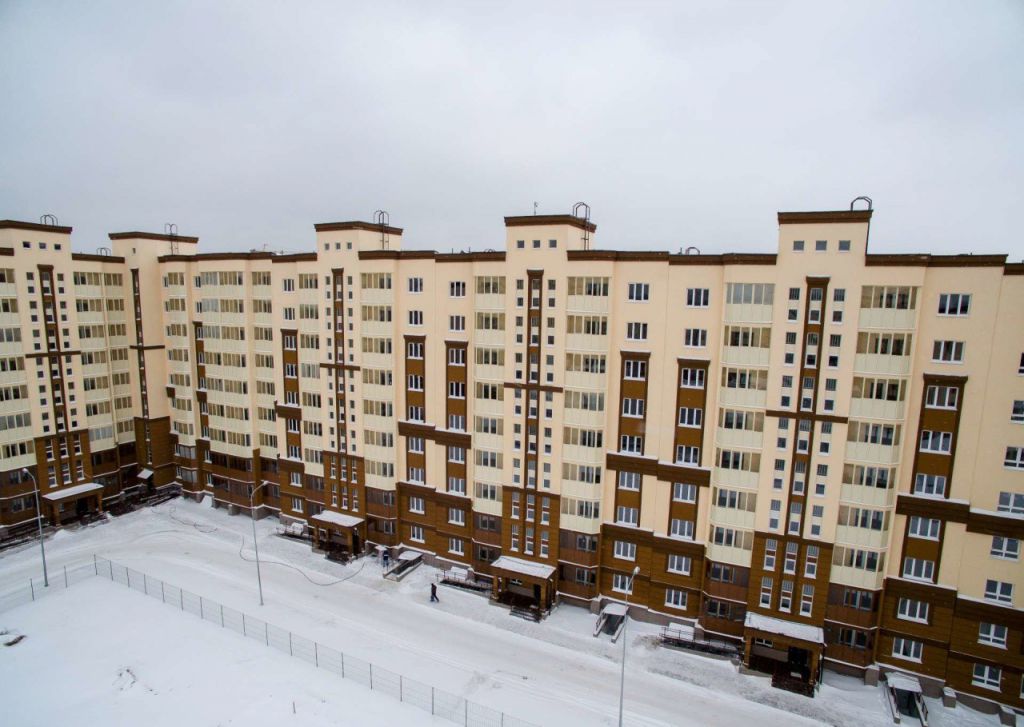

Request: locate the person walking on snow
(430, 583), (439, 602)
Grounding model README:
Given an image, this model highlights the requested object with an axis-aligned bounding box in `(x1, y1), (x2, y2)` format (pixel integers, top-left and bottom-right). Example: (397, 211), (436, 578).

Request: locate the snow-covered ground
(0, 499), (1010, 726)
(0, 578), (441, 727)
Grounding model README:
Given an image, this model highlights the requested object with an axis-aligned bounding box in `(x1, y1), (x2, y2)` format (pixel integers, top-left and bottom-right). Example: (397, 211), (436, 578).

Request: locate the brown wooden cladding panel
(747, 533), (832, 626)
(945, 653), (1024, 709)
(396, 481), (472, 565)
(877, 632), (950, 679)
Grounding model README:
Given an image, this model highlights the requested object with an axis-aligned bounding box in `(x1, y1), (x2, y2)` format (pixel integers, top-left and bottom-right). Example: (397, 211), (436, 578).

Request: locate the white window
(667, 554), (691, 575)
(678, 407), (702, 427)
(627, 283), (650, 302)
(408, 310), (423, 326)
(897, 597), (929, 623)
(919, 430), (952, 453)
(902, 557), (935, 582)
(1006, 446), (1024, 469)
(892, 637), (923, 662)
(616, 506), (638, 526)
(799, 584), (814, 616)
(408, 277), (423, 293)
(679, 368), (705, 388)
(410, 525), (424, 543)
(937, 293), (971, 316)
(908, 516), (941, 540)
(760, 576), (773, 607)
(985, 579), (1013, 604)
(1012, 400), (1024, 423)
(932, 340), (964, 363)
(991, 536), (1020, 560)
(612, 573), (633, 594)
(779, 580), (793, 612)
(913, 473), (947, 497)
(972, 664), (1001, 690)
(622, 398), (646, 417)
(763, 539), (777, 570)
(448, 507), (465, 525)
(448, 347), (466, 366)
(670, 519), (694, 540)
(925, 385), (959, 410)
(672, 482), (696, 502)
(619, 434), (643, 454)
(665, 589), (688, 609)
(624, 359), (647, 380)
(449, 315), (465, 332)
(998, 491), (1024, 514)
(618, 471), (641, 490)
(686, 288), (710, 307)
(291, 497), (303, 513)
(626, 322), (648, 341)
(614, 541), (637, 561)
(675, 445), (700, 465)
(978, 622), (1008, 648)
(449, 281), (466, 297)
(684, 328), (707, 347)
(409, 496), (425, 514)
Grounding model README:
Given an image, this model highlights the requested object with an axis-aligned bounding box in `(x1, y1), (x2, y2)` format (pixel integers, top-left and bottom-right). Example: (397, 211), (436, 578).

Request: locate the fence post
(126, 570), (130, 589)
(431, 687), (434, 715)
(220, 604), (225, 627)
(242, 613), (247, 636)
(143, 574), (148, 595)
(265, 622), (269, 646)
(340, 652), (345, 678)
(314, 642), (319, 668)
(200, 597), (204, 620)
(369, 663), (373, 689)
(464, 699), (468, 726)
(400, 675), (403, 701)
(93, 554), (98, 575)
(161, 581), (166, 603)
(64, 565), (68, 588)
(180, 589), (184, 610)
(289, 632), (293, 657)
(109, 560), (113, 579)
(30, 578), (34, 602)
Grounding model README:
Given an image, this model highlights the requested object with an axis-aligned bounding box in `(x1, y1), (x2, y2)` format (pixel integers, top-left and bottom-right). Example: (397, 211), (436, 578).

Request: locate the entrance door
(533, 583), (541, 606)
(786, 646), (810, 680)
(76, 498), (89, 517)
(351, 532), (361, 554)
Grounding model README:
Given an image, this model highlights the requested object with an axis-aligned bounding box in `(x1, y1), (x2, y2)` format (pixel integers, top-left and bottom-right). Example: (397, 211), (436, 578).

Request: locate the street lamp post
(618, 565), (640, 727)
(249, 481), (269, 606)
(21, 468), (48, 587)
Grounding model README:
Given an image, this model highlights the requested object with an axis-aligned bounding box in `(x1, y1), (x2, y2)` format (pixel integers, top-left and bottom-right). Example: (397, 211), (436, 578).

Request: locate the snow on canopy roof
(138, 468), (153, 480)
(41, 482), (104, 501)
(311, 510), (363, 528)
(744, 612), (824, 644)
(491, 556), (556, 580)
(398, 550), (422, 561)
(886, 673), (922, 693)
(602, 603), (628, 617)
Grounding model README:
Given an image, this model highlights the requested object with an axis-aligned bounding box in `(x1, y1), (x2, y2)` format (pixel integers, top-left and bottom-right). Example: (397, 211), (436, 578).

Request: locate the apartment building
(0, 207), (1021, 710)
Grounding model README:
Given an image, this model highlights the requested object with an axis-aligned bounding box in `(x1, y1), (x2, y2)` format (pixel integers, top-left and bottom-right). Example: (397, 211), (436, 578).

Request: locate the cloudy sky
(1, 1), (1022, 257)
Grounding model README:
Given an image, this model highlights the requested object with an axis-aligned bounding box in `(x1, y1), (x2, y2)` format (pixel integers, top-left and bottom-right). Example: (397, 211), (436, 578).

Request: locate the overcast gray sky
(2, 1), (1022, 257)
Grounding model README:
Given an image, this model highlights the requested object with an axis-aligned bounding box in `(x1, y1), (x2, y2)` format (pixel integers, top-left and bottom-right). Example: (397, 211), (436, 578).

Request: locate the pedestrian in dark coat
(430, 583), (439, 602)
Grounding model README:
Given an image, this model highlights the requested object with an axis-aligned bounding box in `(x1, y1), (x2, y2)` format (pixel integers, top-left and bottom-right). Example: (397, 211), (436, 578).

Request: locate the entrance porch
(41, 482), (104, 525)
(311, 510), (365, 562)
(489, 556), (556, 620)
(743, 612), (824, 697)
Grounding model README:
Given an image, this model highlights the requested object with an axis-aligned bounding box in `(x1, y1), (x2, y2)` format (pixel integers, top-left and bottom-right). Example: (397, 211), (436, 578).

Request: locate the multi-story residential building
(0, 206), (1021, 711)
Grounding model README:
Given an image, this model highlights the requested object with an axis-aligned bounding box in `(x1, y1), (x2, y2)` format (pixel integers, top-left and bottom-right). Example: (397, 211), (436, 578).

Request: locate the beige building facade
(1, 207), (1022, 709)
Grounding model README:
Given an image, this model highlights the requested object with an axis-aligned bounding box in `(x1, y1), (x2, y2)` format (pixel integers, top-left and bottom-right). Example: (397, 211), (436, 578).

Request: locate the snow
(603, 602), (628, 617)
(744, 612), (825, 644)
(40, 481), (103, 501)
(885, 673), (922, 693)
(0, 578), (440, 727)
(0, 499), (1011, 727)
(399, 549), (423, 561)
(310, 510), (363, 528)
(138, 468), (153, 479)
(490, 555), (556, 579)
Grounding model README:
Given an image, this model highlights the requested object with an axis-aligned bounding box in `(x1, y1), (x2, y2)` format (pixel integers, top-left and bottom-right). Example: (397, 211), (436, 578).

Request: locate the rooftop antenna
(573, 201), (591, 250)
(533, 202), (538, 216)
(850, 195), (873, 252)
(164, 223), (179, 254)
(374, 210), (390, 250)
(40, 214), (58, 226)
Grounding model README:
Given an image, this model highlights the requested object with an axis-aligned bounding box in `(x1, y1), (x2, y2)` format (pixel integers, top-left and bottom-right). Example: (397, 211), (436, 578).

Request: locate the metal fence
(4, 555), (539, 727)
(0, 560), (97, 612)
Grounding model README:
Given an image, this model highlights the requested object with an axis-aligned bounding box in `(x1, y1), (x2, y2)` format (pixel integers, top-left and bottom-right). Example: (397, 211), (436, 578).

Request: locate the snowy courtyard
(0, 499), (1010, 726)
